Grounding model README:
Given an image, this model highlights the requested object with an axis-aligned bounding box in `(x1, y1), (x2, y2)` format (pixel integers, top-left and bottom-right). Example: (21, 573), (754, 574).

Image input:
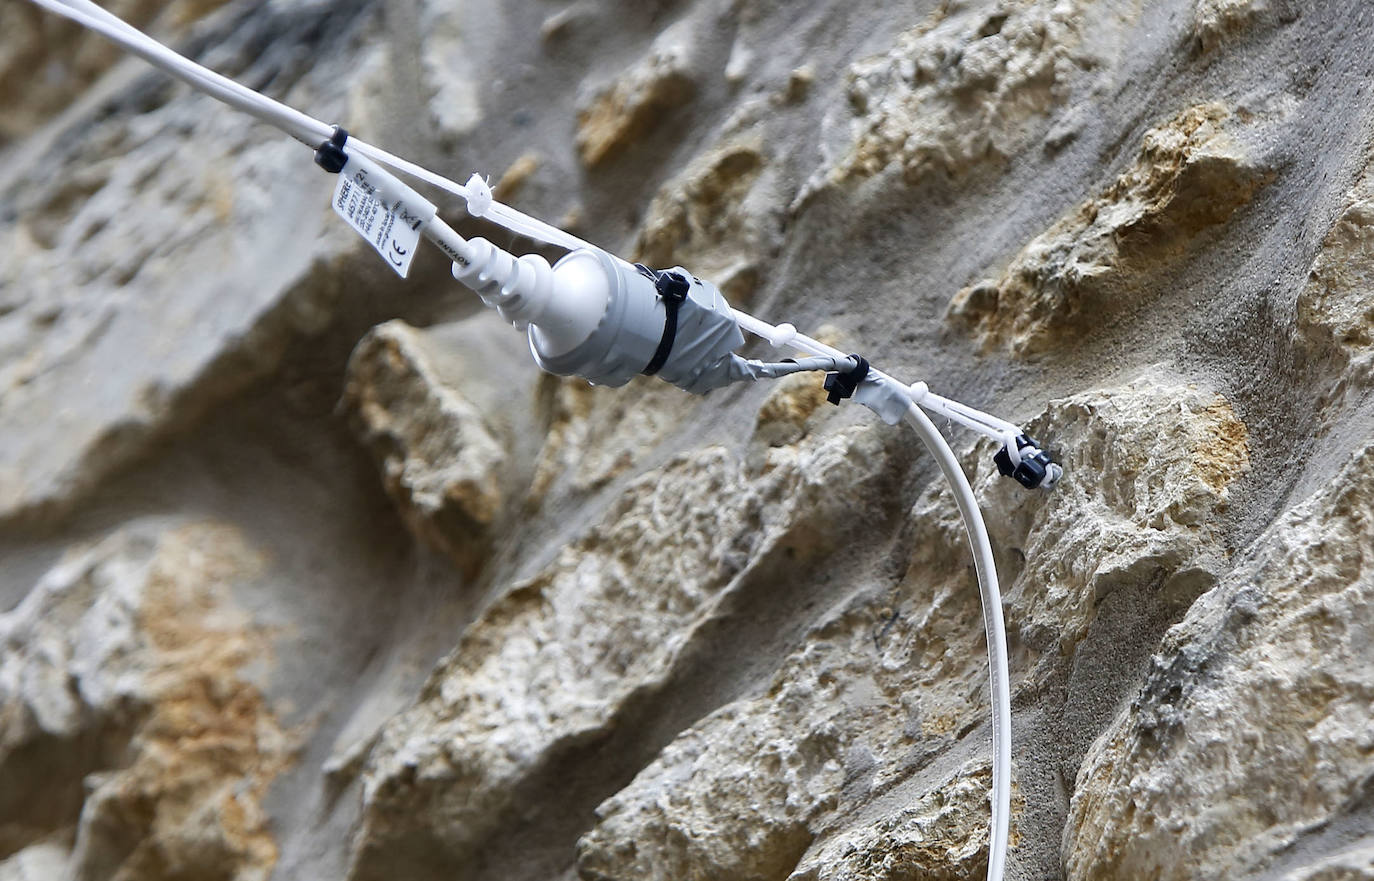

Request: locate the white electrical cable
(39, 0), (602, 257)
(732, 310), (1019, 441)
(38, 0), (1025, 445)
(34, 0), (330, 145)
(28, 3), (1021, 877)
(902, 402), (1012, 881)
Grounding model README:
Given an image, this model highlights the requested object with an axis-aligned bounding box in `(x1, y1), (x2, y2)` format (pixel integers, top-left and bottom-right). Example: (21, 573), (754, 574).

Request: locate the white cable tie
(465, 173), (493, 218)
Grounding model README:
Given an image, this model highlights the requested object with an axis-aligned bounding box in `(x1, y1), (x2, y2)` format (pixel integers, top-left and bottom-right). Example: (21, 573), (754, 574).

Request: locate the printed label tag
(331, 153), (436, 279)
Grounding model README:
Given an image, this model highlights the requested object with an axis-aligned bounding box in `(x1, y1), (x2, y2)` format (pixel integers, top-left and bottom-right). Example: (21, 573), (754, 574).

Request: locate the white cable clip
(767, 322), (797, 348)
(465, 173), (493, 218)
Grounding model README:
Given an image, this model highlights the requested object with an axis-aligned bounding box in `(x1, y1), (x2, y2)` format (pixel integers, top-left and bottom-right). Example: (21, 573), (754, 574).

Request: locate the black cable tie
(313, 126), (349, 174)
(823, 354), (869, 405)
(642, 270), (691, 376)
(994, 433), (1057, 489)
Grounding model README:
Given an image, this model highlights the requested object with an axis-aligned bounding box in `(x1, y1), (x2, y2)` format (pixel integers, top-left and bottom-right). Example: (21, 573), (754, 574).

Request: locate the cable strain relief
(452, 237), (500, 302)
(499, 253), (555, 325)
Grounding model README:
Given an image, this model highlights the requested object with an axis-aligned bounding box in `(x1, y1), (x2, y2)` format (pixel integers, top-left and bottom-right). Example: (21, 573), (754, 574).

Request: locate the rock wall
(1, 1), (1372, 880)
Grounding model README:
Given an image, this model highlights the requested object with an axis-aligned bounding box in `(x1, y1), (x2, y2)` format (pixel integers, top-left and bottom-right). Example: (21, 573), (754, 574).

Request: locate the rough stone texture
(0, 0), (392, 524)
(575, 369), (1249, 881)
(949, 102), (1271, 354)
(1193, 0), (1282, 51)
(3, 1), (1374, 880)
(1064, 439), (1374, 881)
(634, 139), (777, 304)
(787, 761), (1022, 881)
(1297, 154), (1374, 414)
(0, 0), (234, 145)
(805, 0), (1108, 195)
(1281, 845), (1374, 881)
(349, 422), (905, 880)
(0, 521), (295, 881)
(342, 316), (541, 576)
(575, 19), (699, 167)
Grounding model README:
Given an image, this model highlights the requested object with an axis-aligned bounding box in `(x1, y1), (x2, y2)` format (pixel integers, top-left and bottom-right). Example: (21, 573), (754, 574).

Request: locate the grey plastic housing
(529, 250), (746, 394)
(652, 265), (747, 394)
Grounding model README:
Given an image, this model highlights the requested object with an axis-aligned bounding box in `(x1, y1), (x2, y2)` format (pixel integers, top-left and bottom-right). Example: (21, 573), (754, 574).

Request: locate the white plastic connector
(534, 250), (613, 357)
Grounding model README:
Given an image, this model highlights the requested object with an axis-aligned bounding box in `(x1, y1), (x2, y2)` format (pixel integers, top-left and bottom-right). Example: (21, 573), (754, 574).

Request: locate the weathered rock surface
(0, 521), (295, 881)
(1065, 438), (1374, 881)
(343, 316), (541, 576)
(0, 1), (390, 524)
(1193, 0), (1284, 52)
(576, 369), (1249, 881)
(1297, 153), (1374, 414)
(348, 421), (905, 880)
(3, 0), (1374, 880)
(634, 139), (778, 304)
(525, 375), (693, 506)
(787, 760), (1020, 881)
(0, 0), (235, 145)
(807, 0), (1111, 194)
(575, 18), (700, 167)
(1281, 844), (1374, 881)
(949, 102), (1271, 354)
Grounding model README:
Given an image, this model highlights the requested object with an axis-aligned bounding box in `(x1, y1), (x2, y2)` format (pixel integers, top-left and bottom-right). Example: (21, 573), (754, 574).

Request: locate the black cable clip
(823, 354), (870, 405)
(313, 126), (349, 174)
(640, 267), (691, 376)
(994, 433), (1059, 489)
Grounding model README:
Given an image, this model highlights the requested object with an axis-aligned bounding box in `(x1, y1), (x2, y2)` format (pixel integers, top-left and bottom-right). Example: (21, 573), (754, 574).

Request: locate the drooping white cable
(29, 4), (1019, 876)
(902, 402), (1013, 881)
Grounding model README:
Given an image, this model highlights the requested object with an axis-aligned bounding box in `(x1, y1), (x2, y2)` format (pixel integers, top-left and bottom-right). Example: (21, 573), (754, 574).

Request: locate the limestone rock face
(0, 1), (390, 524)
(1297, 154), (1374, 414)
(786, 760), (1019, 881)
(1193, 0), (1284, 52)
(635, 140), (779, 305)
(3, 0), (1374, 880)
(348, 422), (906, 880)
(948, 103), (1271, 354)
(1064, 439), (1374, 881)
(809, 0), (1108, 193)
(576, 369), (1249, 881)
(575, 18), (700, 167)
(0, 0), (234, 145)
(343, 316), (541, 576)
(0, 521), (294, 881)
(525, 375), (693, 506)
